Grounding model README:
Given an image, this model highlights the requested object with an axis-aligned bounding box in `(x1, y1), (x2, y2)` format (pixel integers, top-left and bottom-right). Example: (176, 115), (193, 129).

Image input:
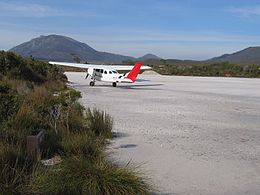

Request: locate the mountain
(138, 54), (161, 61)
(9, 34), (260, 65)
(9, 35), (135, 63)
(141, 47), (260, 66)
(208, 47), (260, 65)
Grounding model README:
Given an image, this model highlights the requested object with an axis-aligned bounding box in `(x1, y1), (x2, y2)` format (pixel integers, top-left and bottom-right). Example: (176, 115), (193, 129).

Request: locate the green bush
(0, 51), (66, 83)
(85, 108), (113, 138)
(0, 84), (20, 127)
(60, 132), (103, 158)
(0, 141), (32, 194)
(40, 130), (62, 159)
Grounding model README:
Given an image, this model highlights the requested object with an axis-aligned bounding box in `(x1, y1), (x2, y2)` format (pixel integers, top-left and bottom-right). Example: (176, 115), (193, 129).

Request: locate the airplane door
(93, 69), (102, 80)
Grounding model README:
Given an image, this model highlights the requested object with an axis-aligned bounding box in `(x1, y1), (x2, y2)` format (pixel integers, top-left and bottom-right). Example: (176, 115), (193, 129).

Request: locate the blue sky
(1, 0), (260, 59)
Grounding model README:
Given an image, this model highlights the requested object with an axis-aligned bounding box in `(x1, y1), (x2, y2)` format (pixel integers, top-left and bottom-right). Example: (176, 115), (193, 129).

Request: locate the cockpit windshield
(112, 70), (118, 74)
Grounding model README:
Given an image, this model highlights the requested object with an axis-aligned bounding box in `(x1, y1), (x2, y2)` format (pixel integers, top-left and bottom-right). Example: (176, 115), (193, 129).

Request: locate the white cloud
(0, 1), (66, 17)
(226, 6), (260, 17)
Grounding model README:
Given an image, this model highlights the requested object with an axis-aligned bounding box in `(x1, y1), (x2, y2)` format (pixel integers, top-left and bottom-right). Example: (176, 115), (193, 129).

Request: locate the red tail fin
(126, 62), (142, 82)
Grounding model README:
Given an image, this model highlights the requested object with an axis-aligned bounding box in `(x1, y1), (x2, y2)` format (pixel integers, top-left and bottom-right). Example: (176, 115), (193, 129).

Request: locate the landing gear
(112, 82), (117, 87)
(90, 81), (95, 86)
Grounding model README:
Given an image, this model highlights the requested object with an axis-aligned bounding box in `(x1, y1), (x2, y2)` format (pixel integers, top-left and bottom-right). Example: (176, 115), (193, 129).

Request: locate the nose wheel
(90, 81), (95, 86)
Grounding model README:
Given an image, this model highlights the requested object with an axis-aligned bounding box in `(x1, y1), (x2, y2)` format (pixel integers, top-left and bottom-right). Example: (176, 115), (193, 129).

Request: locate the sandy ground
(65, 72), (260, 195)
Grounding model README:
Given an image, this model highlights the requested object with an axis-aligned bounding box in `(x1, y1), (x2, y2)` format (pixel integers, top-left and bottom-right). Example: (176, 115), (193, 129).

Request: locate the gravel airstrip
(65, 72), (260, 195)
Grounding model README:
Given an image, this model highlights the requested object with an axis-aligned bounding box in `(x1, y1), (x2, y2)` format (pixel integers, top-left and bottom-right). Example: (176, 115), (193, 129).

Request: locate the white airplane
(49, 61), (151, 87)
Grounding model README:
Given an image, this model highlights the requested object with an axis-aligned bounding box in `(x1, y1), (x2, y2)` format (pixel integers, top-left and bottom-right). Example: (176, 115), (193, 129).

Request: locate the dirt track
(66, 72), (260, 195)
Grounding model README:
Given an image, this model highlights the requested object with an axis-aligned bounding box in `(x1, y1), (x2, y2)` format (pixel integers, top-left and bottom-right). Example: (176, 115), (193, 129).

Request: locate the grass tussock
(60, 132), (103, 158)
(0, 141), (31, 194)
(85, 108), (113, 138)
(29, 156), (152, 195)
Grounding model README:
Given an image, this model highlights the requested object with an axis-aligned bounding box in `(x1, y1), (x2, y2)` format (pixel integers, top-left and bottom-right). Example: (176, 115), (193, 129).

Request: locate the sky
(1, 0), (260, 60)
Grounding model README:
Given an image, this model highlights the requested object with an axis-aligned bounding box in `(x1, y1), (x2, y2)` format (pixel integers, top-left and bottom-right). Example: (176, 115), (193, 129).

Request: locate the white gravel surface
(65, 72), (260, 195)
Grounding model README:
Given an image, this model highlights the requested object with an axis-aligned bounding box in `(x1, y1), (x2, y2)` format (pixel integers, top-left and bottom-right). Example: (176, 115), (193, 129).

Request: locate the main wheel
(112, 82), (117, 87)
(90, 81), (95, 86)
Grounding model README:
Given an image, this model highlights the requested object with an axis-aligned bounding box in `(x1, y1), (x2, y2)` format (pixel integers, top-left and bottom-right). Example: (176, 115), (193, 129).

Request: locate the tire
(90, 81), (95, 86)
(112, 82), (117, 87)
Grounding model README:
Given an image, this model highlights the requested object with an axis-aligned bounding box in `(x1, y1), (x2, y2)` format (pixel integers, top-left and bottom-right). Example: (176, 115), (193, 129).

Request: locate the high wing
(49, 61), (152, 70)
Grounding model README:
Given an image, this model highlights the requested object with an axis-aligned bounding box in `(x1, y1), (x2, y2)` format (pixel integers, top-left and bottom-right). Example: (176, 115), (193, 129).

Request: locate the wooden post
(27, 129), (45, 161)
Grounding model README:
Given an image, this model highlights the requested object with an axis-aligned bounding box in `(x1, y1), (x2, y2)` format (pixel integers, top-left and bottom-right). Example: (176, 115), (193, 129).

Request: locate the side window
(104, 71), (107, 74)
(101, 69), (104, 73)
(109, 71), (112, 74)
(95, 69), (100, 72)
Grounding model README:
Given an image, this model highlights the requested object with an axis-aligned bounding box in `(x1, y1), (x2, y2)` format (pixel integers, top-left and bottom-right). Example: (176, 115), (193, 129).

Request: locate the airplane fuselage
(87, 67), (132, 86)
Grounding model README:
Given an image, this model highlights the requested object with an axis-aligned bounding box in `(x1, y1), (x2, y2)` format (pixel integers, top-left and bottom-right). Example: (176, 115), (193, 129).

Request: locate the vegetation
(0, 51), (152, 194)
(151, 62), (260, 78)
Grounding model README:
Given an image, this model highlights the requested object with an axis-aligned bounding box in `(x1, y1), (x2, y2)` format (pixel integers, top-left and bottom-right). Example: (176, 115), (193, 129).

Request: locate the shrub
(40, 130), (62, 159)
(0, 51), (66, 83)
(6, 102), (42, 145)
(60, 132), (103, 158)
(57, 102), (84, 134)
(0, 84), (20, 127)
(85, 108), (113, 138)
(0, 141), (32, 194)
